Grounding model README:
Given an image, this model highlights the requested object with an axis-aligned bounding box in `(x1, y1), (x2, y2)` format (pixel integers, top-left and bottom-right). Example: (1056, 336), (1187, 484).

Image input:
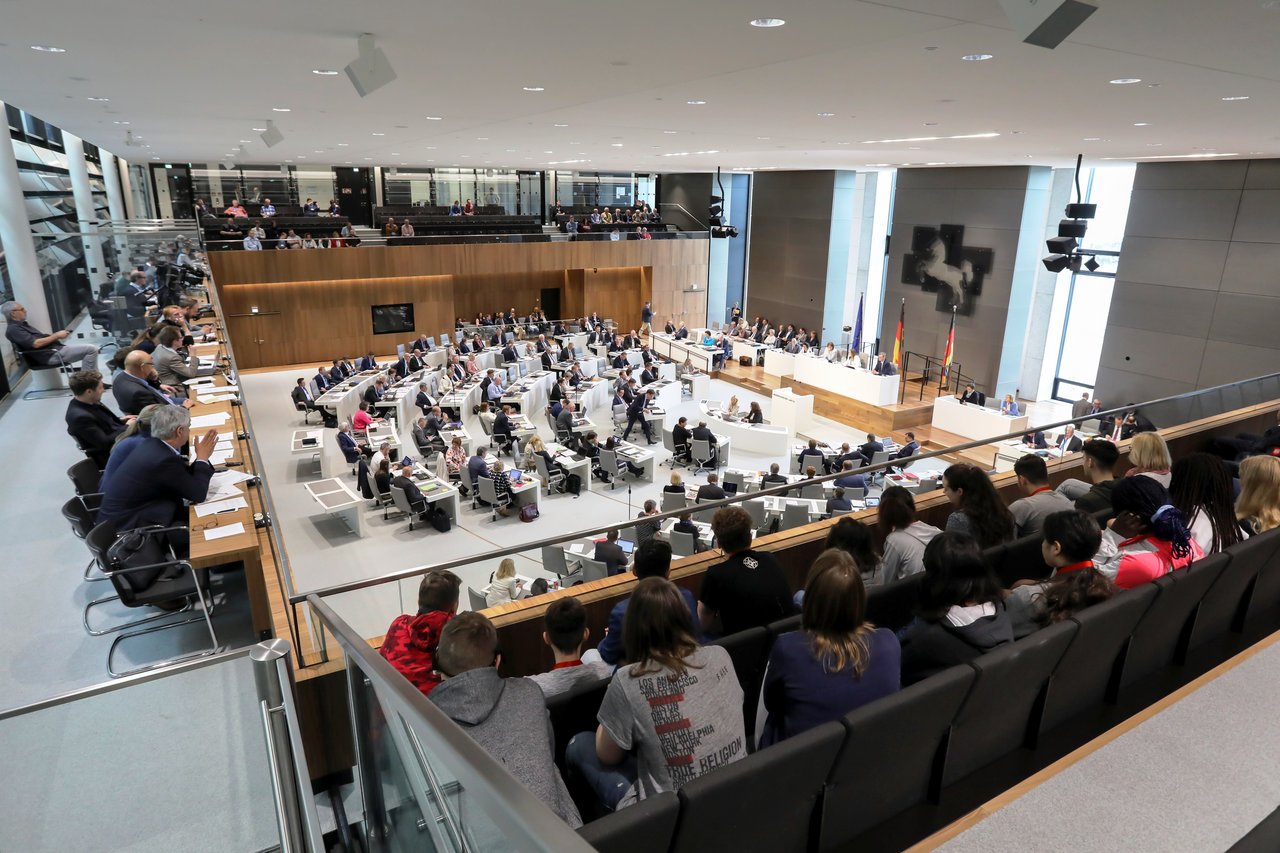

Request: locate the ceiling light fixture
(750, 17), (786, 27)
(272, 107), (291, 112)
(113, 120), (130, 125)
(425, 116), (443, 121)
(1133, 122), (1151, 126)
(611, 143), (624, 147)
(312, 69), (339, 75)
(554, 123), (568, 127)
(371, 131), (384, 136)
(337, 142), (349, 146)
(252, 127), (267, 132)
(522, 86), (545, 92)
(962, 53), (994, 61)
(86, 96), (110, 102)
(818, 112), (835, 117)
(1222, 95), (1250, 101)
(1109, 78), (1142, 85)
(1102, 152), (1240, 161)
(687, 100), (707, 105)
(239, 139), (251, 143)
(860, 132), (1000, 144)
(30, 45), (66, 53)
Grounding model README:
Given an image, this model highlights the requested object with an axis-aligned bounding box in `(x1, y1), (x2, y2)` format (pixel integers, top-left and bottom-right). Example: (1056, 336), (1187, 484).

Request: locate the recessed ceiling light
(543, 150), (554, 154)
(756, 136), (770, 140)
(427, 146), (437, 150)
(272, 107), (291, 112)
(687, 100), (707, 105)
(554, 123), (568, 127)
(663, 131), (679, 135)
(113, 120), (130, 125)
(476, 137), (488, 141)
(1083, 137), (1102, 141)
(425, 116), (442, 121)
(1110, 78), (1142, 85)
(860, 132), (1000, 143)
(363, 157), (373, 161)
(252, 127), (267, 132)
(86, 96), (110, 102)
(818, 112), (835, 118)
(30, 45), (66, 53)
(151, 156), (160, 160)
(297, 155), (307, 158)
(611, 143), (624, 147)
(1222, 95), (1250, 101)
(924, 122), (938, 127)
(962, 53), (994, 61)
(522, 86), (545, 92)
(1133, 122), (1152, 127)
(312, 69), (339, 75)
(750, 17), (786, 27)
(391, 152), (400, 156)
(337, 143), (349, 147)
(238, 139), (251, 143)
(371, 132), (384, 136)
(344, 161), (352, 164)
(1146, 143), (1164, 147)
(837, 141), (851, 145)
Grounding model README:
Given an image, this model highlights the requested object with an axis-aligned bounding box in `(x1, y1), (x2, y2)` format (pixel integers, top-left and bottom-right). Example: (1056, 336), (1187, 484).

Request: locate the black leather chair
(62, 495), (108, 583)
(15, 348), (75, 400)
(712, 626), (773, 752)
(67, 458), (102, 496)
(1039, 582), (1158, 734)
(1188, 551), (1254, 651)
(1237, 529), (1280, 633)
(942, 619), (1077, 787)
(578, 791), (680, 853)
(865, 574), (925, 632)
(766, 614), (802, 639)
(668, 720), (843, 853)
(817, 664), (976, 851)
(546, 678), (610, 771)
(990, 533), (1053, 586)
(1119, 554), (1229, 692)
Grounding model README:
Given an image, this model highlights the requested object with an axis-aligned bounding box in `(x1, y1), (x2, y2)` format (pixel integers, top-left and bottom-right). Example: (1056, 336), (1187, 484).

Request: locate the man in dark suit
(392, 355), (409, 377)
(671, 416), (693, 463)
(957, 383), (982, 405)
(465, 448), (490, 497)
(594, 529), (628, 575)
(363, 379), (386, 406)
(858, 433), (884, 466)
(696, 473), (727, 503)
(97, 404), (218, 561)
(674, 323), (689, 340)
(640, 366), (657, 386)
(501, 342), (518, 363)
(113, 350), (189, 416)
(893, 431), (920, 461)
(392, 463), (429, 513)
(798, 439), (826, 473)
(458, 338), (473, 355)
(872, 352), (897, 376)
(541, 349), (556, 371)
(312, 366), (332, 393)
(492, 405), (515, 455)
(358, 351), (377, 371)
(292, 377), (320, 412)
(406, 352), (425, 373)
(415, 383), (436, 416)
(623, 389), (657, 444)
(66, 370), (130, 469)
(412, 334), (433, 353)
(690, 420), (719, 466)
(761, 462), (790, 490)
(555, 400), (576, 438)
(328, 360), (346, 384)
(1055, 425), (1084, 454)
(824, 442), (858, 475)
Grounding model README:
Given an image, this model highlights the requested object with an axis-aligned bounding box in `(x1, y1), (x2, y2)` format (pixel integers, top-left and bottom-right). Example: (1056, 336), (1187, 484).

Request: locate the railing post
(252, 639), (306, 853)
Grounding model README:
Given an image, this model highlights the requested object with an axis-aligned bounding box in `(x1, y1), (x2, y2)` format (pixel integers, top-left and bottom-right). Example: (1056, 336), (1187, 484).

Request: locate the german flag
(892, 299), (905, 369)
(940, 306), (956, 387)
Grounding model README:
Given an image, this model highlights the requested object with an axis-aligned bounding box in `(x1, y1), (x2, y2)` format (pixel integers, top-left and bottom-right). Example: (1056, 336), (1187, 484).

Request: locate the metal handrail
(657, 201), (709, 230)
(290, 370), (1280, 609)
(308, 595), (596, 853)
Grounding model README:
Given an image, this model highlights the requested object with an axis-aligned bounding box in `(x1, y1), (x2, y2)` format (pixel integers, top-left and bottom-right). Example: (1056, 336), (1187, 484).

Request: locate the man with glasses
(113, 349), (193, 415)
(2, 301), (99, 374)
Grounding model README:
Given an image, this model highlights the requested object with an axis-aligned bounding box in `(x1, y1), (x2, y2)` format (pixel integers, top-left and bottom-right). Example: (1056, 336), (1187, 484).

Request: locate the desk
(290, 428), (326, 477)
(657, 518), (715, 549)
(993, 440), (1064, 473)
(304, 477), (367, 537)
(612, 440), (658, 483)
(733, 339), (767, 365)
(788, 441), (838, 474)
(546, 442), (593, 492)
(405, 465), (462, 523)
(666, 425), (732, 467)
(763, 348), (796, 378)
(651, 333), (717, 373)
(932, 396), (1029, 441)
(647, 378), (682, 411)
(793, 356), (900, 407)
(681, 372), (711, 401)
(698, 401), (791, 456)
(316, 369), (381, 426)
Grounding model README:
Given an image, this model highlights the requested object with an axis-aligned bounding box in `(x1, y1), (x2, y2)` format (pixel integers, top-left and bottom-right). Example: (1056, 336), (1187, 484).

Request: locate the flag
(892, 299), (905, 369)
(940, 306), (956, 387)
(851, 294), (864, 356)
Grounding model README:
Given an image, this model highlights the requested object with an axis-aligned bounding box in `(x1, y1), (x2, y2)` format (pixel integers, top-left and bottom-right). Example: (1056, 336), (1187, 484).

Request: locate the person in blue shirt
(701, 330), (715, 347)
(259, 199), (276, 217)
(833, 459), (870, 496)
(449, 200), (462, 216)
(589, 539), (699, 666)
(760, 548), (900, 745)
(1000, 394), (1021, 416)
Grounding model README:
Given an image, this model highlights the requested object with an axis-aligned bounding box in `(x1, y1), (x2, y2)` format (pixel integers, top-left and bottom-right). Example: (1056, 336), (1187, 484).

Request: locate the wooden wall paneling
(563, 269), (585, 319)
(583, 266), (644, 330)
(452, 270), (567, 322)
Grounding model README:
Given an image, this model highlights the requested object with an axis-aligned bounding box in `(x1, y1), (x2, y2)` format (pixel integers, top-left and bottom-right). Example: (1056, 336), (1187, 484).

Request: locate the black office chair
(15, 349), (76, 400)
(62, 495), (107, 582)
(294, 399), (317, 424)
(67, 458), (102, 496)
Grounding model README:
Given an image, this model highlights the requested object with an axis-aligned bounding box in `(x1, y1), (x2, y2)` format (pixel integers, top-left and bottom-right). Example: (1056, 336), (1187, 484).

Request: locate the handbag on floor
(519, 504), (540, 522)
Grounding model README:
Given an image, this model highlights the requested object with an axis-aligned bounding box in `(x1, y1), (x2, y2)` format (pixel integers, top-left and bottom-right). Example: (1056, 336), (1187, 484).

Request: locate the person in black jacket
(672, 416), (693, 462)
(594, 529), (628, 575)
(898, 532), (1013, 685)
(65, 370), (130, 469)
(690, 420), (719, 466)
(622, 389), (657, 444)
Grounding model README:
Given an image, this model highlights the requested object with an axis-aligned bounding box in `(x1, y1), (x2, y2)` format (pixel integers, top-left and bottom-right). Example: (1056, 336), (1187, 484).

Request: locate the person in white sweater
(483, 558), (522, 607)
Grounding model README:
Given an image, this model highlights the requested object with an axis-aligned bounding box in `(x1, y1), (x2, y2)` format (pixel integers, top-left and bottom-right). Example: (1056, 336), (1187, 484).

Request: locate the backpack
(520, 504), (540, 523)
(564, 473), (582, 496)
(428, 506), (451, 533)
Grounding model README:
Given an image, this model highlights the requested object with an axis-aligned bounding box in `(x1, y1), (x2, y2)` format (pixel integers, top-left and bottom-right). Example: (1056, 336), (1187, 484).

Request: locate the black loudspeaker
(1047, 236), (1077, 255)
(1058, 219), (1088, 239)
(1043, 254), (1071, 273)
(998, 0), (1098, 49)
(1065, 203), (1098, 219)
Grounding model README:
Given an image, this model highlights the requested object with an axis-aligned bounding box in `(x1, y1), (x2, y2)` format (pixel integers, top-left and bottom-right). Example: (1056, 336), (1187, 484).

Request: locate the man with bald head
(113, 349), (193, 416)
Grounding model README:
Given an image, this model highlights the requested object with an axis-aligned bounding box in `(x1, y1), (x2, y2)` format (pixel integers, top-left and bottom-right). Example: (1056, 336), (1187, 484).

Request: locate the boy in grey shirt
(529, 597), (613, 700)
(1009, 455), (1075, 537)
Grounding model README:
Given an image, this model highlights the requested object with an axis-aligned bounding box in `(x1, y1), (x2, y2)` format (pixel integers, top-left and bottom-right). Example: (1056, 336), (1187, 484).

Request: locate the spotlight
(711, 225), (739, 238)
(1058, 219), (1088, 239)
(1046, 235), (1077, 254)
(1042, 254), (1071, 272)
(1084, 256), (1101, 272)
(344, 34), (397, 98)
(1065, 202), (1097, 219)
(260, 120), (284, 148)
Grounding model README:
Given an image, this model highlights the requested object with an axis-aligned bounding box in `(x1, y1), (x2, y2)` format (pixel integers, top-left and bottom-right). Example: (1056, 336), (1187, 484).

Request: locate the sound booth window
(371, 303), (415, 335)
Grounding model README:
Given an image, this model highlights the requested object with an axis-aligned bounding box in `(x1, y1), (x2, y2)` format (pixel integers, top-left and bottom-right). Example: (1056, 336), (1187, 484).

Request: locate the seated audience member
(1000, 394), (1021, 417)
(1209, 408), (1280, 462)
(634, 500), (661, 546)
(796, 518), (879, 606)
(98, 404), (162, 493)
(942, 463), (1016, 548)
(663, 472), (686, 495)
(96, 405), (218, 561)
(1055, 439), (1121, 515)
(761, 462), (789, 490)
(690, 420), (719, 465)
(594, 540), (699, 665)
(857, 433), (884, 467)
(1008, 455), (1075, 537)
(337, 423), (365, 464)
(1006, 510), (1116, 638)
(113, 349), (187, 415)
(672, 511), (701, 547)
(391, 462), (428, 513)
(871, 486), (941, 586)
(369, 441), (392, 474)
(292, 377), (321, 413)
(1095, 476), (1202, 589)
(826, 487), (853, 516)
(699, 507), (797, 636)
(65, 370), (129, 468)
(594, 529), (629, 575)
(833, 460), (869, 496)
(798, 438), (826, 472)
(761, 549), (900, 745)
(671, 416), (693, 462)
(746, 401), (764, 424)
(1023, 431), (1049, 450)
(1236, 456), (1280, 535)
(567, 577), (745, 811)
(872, 352), (896, 376)
(898, 533), (1013, 685)
(352, 401), (377, 432)
(444, 436), (468, 483)
(380, 571), (461, 695)
(1169, 453), (1245, 556)
(484, 558), (523, 607)
(696, 472), (727, 503)
(412, 417), (436, 455)
(1125, 431), (1173, 487)
(430, 612), (582, 827)
(529, 597), (613, 699)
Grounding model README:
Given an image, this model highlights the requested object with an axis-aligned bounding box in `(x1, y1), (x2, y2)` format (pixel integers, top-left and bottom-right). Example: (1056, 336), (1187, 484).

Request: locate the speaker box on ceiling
(1065, 202), (1098, 219)
(1046, 235), (1077, 255)
(997, 0), (1098, 49)
(345, 35), (397, 98)
(260, 124), (284, 148)
(1058, 219), (1088, 239)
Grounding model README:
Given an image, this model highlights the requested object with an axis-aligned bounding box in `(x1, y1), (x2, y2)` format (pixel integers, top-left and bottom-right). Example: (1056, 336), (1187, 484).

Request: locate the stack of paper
(191, 412), (232, 428)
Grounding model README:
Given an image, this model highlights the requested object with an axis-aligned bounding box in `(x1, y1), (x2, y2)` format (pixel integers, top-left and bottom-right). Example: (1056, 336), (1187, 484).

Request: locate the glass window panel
(1057, 275), (1114, 386)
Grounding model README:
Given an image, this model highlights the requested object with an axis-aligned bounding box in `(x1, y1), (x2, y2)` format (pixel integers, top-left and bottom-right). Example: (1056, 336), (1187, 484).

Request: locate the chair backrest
(67, 459), (101, 496)
(612, 404), (627, 422)
(1039, 582), (1158, 734)
(800, 483), (824, 500)
(691, 438), (713, 461)
(580, 557), (609, 583)
(541, 545), (571, 576)
(723, 471), (745, 491)
(62, 496), (96, 540)
(1120, 553), (1229, 690)
(711, 626), (773, 746)
(1235, 528), (1280, 633)
(669, 721), (844, 853)
(578, 791), (680, 853)
(477, 475), (501, 505)
(468, 587), (487, 612)
(865, 574), (926, 631)
(547, 677), (611, 771)
(661, 491), (687, 512)
(744, 498), (767, 528)
(600, 448), (623, 477)
(389, 484), (415, 519)
(992, 532), (1052, 586)
(670, 530), (697, 558)
(781, 503), (810, 531)
(662, 430), (677, 454)
(942, 619), (1077, 786)
(820, 665), (976, 849)
(767, 614), (803, 639)
(869, 449), (892, 466)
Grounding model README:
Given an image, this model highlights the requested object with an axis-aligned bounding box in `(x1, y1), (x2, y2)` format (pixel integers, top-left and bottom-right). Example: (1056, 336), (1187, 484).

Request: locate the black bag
(321, 411), (339, 429)
(428, 506), (451, 532)
(739, 355), (753, 366)
(565, 473), (582, 495)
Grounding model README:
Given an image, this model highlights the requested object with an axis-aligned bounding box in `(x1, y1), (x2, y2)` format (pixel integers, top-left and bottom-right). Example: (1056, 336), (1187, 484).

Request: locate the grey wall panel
(897, 166), (1040, 191)
(746, 171), (837, 334)
(1094, 366), (1198, 407)
(1206, 292), (1280, 349)
(1219, 241), (1280, 296)
(1244, 160), (1280, 190)
(1131, 160), (1248, 191)
(1227, 190), (1280, 244)
(1114, 236), (1229, 291)
(1098, 325), (1208, 383)
(890, 189), (956, 229)
(1106, 281), (1218, 338)
(1124, 189), (1243, 241)
(1198, 339), (1280, 388)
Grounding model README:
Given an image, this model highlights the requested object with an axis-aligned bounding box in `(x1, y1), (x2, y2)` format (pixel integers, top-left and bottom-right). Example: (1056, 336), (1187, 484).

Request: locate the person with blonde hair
(761, 549), (900, 745)
(484, 558), (522, 607)
(663, 470), (685, 494)
(1125, 432), (1172, 487)
(1237, 455), (1280, 535)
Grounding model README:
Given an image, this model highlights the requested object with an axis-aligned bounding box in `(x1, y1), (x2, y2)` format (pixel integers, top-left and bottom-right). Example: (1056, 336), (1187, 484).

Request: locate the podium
(771, 387), (814, 434)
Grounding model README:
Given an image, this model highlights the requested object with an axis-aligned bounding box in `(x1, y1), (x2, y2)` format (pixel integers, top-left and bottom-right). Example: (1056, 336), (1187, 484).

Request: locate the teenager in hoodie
(870, 486), (942, 586)
(898, 532), (1013, 685)
(429, 611), (583, 827)
(379, 570), (462, 696)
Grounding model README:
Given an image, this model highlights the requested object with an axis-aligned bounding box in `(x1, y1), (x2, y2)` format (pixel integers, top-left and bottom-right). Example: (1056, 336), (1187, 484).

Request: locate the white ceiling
(2, 0), (1280, 172)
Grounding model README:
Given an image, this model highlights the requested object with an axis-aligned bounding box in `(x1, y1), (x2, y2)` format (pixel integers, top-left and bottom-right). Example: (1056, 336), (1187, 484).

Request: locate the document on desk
(569, 543), (588, 555)
(204, 522), (246, 541)
(195, 496), (249, 517)
(185, 377), (217, 386)
(191, 412), (232, 428)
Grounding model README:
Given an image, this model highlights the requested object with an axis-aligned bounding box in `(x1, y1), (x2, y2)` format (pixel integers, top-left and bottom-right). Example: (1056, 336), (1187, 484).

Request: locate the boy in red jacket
(379, 570), (462, 695)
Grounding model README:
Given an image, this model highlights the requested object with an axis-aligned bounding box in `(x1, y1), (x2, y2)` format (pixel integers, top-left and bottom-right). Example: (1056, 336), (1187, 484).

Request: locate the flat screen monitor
(371, 303), (415, 335)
